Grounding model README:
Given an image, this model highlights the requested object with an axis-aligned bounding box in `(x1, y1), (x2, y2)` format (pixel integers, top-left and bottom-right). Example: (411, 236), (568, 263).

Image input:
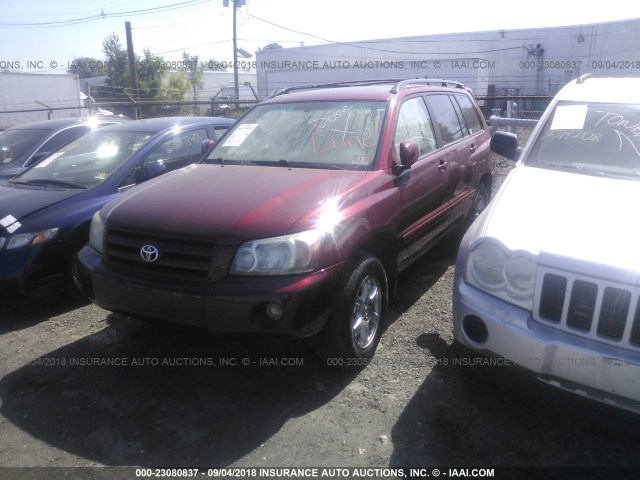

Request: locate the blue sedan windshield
(14, 130), (154, 187)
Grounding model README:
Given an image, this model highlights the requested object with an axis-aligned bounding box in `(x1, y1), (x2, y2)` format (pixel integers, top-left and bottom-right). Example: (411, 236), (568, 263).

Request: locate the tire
(320, 253), (388, 368)
(65, 251), (91, 301)
(471, 181), (490, 221)
(454, 181), (491, 244)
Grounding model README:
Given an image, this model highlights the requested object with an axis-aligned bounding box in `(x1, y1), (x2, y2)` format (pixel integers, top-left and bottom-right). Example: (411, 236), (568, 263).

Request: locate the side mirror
(490, 131), (520, 161)
(201, 139), (215, 155)
(399, 140), (419, 168)
(143, 159), (167, 180)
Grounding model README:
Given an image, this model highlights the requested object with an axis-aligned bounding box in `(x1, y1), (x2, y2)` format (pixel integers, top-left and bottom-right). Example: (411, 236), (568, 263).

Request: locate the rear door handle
(438, 160), (448, 173)
(470, 143), (477, 153)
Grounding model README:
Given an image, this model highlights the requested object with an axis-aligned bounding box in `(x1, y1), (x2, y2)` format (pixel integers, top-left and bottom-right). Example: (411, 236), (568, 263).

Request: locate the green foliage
(161, 71), (191, 115)
(100, 33), (191, 118)
(262, 42), (283, 51)
(102, 34), (128, 89)
(67, 57), (105, 78)
(182, 52), (204, 103)
(137, 49), (166, 99)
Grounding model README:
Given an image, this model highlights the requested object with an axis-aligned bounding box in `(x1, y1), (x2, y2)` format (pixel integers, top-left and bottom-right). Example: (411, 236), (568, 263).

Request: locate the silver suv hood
(479, 165), (640, 274)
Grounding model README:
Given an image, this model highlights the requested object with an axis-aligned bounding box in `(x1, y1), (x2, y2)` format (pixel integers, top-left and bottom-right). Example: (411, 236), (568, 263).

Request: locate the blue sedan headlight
(2, 228), (59, 251)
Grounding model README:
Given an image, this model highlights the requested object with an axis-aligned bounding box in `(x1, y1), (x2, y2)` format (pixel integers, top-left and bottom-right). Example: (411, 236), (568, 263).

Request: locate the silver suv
(453, 74), (640, 413)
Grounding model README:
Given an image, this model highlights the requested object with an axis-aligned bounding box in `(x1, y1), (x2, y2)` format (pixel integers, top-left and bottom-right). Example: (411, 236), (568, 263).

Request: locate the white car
(452, 74), (640, 413)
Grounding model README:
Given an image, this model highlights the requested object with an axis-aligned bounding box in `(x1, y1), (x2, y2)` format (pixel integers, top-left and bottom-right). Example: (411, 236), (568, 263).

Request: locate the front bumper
(78, 245), (345, 338)
(0, 242), (65, 297)
(452, 270), (640, 413)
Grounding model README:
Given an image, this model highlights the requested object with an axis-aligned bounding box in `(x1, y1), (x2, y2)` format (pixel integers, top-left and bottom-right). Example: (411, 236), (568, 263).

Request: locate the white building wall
(0, 72), (83, 128)
(198, 71), (257, 101)
(256, 19), (640, 98)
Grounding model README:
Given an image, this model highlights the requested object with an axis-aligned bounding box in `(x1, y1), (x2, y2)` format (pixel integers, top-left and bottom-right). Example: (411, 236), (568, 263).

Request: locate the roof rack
(576, 73), (593, 84)
(269, 78), (467, 98)
(270, 79), (405, 98)
(391, 78), (466, 93)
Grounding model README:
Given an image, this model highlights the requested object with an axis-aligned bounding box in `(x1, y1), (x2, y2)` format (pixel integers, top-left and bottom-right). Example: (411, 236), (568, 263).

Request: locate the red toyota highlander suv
(78, 79), (494, 365)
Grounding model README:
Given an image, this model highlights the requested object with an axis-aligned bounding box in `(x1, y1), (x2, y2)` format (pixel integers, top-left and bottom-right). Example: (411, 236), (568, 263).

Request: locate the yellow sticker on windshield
(550, 105), (587, 130)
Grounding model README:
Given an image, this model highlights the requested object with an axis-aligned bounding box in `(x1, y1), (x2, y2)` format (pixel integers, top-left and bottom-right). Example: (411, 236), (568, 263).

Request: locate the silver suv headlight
(89, 211), (105, 254)
(466, 241), (537, 310)
(3, 228), (59, 251)
(230, 230), (323, 275)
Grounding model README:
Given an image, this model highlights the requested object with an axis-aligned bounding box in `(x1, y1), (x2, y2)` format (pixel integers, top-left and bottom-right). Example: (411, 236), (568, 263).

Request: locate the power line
(0, 0), (211, 28)
(248, 14), (531, 56)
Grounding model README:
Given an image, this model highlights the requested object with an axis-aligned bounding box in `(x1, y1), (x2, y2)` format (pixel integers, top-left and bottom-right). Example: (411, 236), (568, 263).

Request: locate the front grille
(535, 268), (640, 350)
(105, 227), (218, 281)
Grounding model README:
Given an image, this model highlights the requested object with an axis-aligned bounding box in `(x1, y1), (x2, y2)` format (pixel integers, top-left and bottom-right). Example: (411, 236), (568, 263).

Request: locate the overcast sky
(2, 0), (640, 73)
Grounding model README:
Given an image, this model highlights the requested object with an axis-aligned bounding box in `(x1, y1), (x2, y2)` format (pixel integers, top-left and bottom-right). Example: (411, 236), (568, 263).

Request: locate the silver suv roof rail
(270, 78), (466, 98)
(576, 73), (593, 84)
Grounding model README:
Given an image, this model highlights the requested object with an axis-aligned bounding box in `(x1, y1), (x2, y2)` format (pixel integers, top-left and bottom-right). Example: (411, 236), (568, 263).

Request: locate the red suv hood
(103, 163), (370, 244)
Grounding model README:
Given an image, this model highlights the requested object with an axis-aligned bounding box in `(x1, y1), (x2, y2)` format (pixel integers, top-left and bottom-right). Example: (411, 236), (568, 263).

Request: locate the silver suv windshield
(11, 130), (153, 188)
(206, 101), (387, 170)
(526, 101), (640, 179)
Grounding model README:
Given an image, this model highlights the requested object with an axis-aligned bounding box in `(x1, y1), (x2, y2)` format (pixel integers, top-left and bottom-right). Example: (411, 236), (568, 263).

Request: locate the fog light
(462, 315), (488, 344)
(266, 302), (283, 321)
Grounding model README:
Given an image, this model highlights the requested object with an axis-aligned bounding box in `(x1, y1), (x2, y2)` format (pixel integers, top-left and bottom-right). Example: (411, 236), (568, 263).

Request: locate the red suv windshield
(207, 101), (387, 170)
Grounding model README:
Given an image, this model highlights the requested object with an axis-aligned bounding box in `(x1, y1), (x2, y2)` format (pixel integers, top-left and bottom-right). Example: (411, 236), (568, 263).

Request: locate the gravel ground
(1, 138), (639, 479)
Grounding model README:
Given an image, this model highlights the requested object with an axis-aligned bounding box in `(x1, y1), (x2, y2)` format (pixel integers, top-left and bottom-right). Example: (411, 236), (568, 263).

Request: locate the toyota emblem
(140, 244), (159, 262)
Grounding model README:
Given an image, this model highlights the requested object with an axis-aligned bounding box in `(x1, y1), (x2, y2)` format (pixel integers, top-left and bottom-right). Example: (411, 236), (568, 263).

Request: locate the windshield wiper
(251, 160), (349, 170)
(204, 158), (348, 170)
(204, 157), (258, 166)
(205, 157), (225, 165)
(10, 178), (87, 189)
(286, 161), (347, 170)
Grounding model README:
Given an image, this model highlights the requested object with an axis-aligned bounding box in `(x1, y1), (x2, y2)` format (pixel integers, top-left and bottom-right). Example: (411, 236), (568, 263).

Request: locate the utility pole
(528, 43), (544, 96)
(125, 21), (140, 119)
(223, 0), (245, 112)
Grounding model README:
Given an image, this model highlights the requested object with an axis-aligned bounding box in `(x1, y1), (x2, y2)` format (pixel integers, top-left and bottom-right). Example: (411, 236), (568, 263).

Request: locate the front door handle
(470, 143), (477, 153)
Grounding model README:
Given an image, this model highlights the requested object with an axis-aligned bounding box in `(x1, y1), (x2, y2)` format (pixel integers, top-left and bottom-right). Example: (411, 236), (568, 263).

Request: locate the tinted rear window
(455, 94), (484, 135)
(426, 95), (464, 145)
(0, 128), (49, 165)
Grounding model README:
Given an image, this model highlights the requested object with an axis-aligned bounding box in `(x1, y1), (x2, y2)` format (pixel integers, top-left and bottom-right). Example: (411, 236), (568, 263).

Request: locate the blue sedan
(0, 117), (129, 180)
(0, 116), (234, 300)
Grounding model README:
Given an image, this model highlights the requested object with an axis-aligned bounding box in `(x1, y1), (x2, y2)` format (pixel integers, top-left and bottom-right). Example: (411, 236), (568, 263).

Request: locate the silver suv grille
(534, 267), (640, 351)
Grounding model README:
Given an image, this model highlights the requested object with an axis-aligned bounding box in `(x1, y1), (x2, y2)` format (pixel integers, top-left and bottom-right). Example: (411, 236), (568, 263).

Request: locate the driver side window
(147, 128), (209, 170)
(119, 128), (209, 188)
(394, 97), (437, 159)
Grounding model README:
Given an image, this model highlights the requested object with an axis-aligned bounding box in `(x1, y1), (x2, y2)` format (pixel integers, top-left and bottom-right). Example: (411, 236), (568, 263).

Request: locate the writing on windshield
(213, 101), (386, 169)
